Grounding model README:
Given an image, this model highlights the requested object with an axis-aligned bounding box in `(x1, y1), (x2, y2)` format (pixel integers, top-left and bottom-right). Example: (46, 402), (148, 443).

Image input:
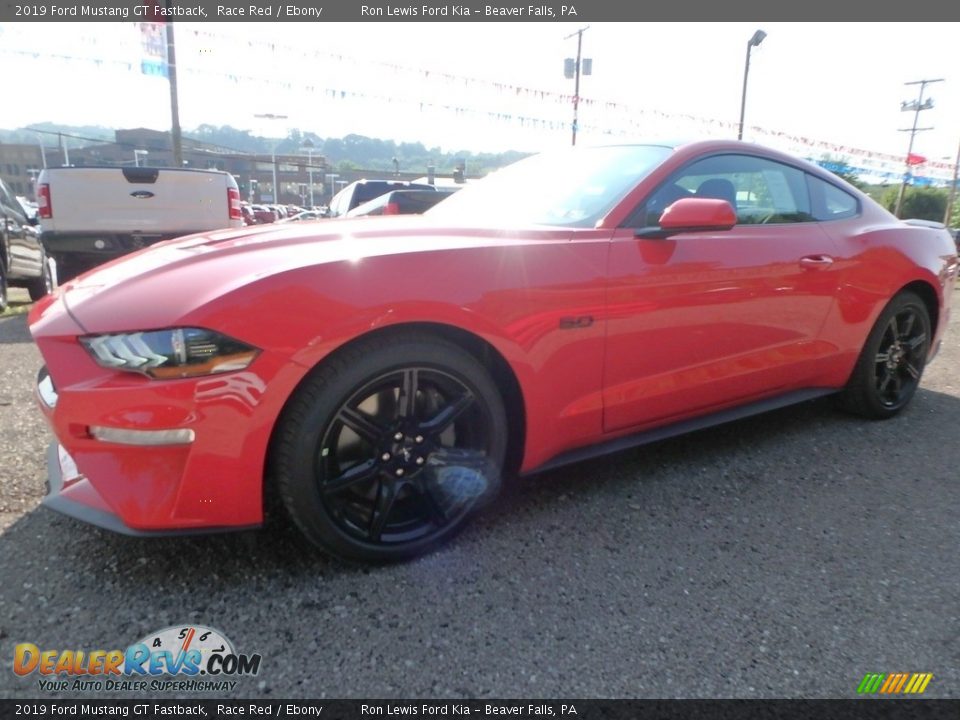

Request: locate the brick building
(6, 128), (329, 206)
(0, 143), (45, 199)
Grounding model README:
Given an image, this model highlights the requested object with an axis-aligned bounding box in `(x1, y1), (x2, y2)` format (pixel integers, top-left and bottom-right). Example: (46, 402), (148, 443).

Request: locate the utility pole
(564, 26), (591, 146)
(894, 78), (943, 218)
(945, 137), (960, 227)
(164, 3), (184, 167)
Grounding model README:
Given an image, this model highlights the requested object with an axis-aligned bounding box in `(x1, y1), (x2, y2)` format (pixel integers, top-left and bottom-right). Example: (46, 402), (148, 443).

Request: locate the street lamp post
(301, 138), (316, 208)
(254, 113), (289, 204)
(35, 133), (47, 169)
(324, 173), (339, 205)
(26, 168), (40, 201)
(737, 29), (767, 141)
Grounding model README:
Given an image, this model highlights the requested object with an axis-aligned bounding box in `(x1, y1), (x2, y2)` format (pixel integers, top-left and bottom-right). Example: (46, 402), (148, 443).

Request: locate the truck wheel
(27, 251), (55, 301)
(53, 254), (78, 283)
(0, 262), (7, 312)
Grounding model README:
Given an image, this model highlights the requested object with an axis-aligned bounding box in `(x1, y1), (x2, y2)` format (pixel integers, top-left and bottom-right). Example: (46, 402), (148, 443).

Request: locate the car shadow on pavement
(2, 390), (957, 582)
(0, 313), (32, 345)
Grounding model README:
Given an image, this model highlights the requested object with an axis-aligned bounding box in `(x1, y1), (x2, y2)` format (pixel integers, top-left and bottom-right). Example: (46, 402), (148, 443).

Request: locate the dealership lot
(1, 288), (958, 699)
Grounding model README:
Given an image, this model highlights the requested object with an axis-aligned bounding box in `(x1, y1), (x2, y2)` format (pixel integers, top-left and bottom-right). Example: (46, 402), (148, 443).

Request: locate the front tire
(840, 291), (931, 419)
(270, 333), (507, 562)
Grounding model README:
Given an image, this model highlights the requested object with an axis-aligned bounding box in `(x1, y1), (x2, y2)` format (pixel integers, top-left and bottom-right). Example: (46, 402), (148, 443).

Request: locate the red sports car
(29, 141), (957, 561)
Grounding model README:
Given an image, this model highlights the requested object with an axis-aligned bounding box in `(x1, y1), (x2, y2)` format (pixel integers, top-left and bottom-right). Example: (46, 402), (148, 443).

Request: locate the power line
(1, 47), (954, 180)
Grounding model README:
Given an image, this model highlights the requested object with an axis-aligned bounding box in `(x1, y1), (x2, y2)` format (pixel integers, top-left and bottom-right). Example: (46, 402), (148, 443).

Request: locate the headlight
(80, 328), (259, 379)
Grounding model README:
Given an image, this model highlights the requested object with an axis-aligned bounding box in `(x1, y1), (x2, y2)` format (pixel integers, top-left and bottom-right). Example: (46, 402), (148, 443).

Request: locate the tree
(817, 155), (866, 190)
(881, 186), (949, 222)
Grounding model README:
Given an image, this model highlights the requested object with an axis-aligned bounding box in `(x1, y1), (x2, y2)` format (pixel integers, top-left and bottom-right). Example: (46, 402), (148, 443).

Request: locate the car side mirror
(636, 198), (737, 238)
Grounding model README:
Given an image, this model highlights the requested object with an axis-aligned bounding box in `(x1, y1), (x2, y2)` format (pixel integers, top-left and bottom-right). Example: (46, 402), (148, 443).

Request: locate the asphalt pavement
(0, 288), (957, 699)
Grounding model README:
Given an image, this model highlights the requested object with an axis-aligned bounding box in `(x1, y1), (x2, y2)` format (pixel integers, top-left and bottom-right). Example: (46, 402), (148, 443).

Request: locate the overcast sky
(1, 22), (957, 178)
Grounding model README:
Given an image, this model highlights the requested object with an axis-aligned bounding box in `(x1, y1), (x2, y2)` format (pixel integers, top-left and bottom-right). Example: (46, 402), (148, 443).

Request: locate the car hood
(49, 216), (573, 334)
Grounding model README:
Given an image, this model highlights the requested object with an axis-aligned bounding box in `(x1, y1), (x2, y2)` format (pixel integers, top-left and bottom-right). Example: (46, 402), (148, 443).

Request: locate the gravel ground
(0, 286), (958, 699)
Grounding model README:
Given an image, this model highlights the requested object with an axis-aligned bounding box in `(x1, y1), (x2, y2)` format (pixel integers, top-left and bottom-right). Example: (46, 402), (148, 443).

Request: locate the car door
(603, 153), (841, 433)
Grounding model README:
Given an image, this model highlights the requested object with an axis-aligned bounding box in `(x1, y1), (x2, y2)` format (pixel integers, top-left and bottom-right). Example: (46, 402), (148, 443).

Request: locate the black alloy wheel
(319, 366), (496, 545)
(873, 306), (928, 409)
(841, 291), (931, 419)
(272, 334), (507, 562)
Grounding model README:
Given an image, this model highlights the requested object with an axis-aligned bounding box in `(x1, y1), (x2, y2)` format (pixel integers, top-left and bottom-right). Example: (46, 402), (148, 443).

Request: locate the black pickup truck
(0, 178), (53, 311)
(346, 187), (459, 217)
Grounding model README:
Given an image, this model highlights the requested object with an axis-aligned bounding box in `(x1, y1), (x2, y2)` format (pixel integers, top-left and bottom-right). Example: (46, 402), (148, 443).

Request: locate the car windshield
(426, 144), (673, 227)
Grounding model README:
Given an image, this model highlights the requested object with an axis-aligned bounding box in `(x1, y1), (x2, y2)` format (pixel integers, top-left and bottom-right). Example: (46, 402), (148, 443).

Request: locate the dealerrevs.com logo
(13, 625), (262, 693)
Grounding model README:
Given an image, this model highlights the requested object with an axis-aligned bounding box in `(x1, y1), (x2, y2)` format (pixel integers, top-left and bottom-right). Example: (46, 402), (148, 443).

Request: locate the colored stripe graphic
(858, 673), (933, 695)
(913, 674), (933, 694)
(858, 674), (885, 694)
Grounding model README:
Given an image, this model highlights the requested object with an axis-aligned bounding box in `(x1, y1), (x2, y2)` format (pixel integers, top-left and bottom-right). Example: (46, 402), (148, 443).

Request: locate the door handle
(799, 255), (834, 270)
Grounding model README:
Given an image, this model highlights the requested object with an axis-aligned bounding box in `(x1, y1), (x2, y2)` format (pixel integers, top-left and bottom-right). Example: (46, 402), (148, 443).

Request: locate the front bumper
(29, 293), (307, 536)
(42, 442), (258, 537)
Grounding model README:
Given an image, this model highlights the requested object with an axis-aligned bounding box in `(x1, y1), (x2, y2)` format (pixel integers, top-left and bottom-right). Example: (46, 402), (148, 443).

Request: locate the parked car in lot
(0, 177), (53, 310)
(327, 179), (437, 218)
(29, 141), (958, 562)
(240, 203), (257, 226)
(250, 204), (278, 224)
(16, 195), (38, 222)
(278, 210), (326, 223)
(346, 187), (459, 217)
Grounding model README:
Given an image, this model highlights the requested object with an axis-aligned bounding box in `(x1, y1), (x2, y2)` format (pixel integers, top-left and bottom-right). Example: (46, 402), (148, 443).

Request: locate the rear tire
(840, 291), (931, 419)
(270, 333), (507, 562)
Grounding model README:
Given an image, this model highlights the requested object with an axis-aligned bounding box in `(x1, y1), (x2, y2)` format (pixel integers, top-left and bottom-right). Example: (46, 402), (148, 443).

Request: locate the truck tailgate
(44, 168), (233, 234)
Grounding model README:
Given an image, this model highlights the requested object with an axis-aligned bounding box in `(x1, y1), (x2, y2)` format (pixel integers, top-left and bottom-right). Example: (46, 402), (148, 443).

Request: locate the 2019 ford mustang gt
(29, 141), (958, 561)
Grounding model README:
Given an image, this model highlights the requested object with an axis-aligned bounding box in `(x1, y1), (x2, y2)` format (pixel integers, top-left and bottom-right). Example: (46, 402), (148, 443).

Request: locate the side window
(629, 154), (815, 227)
(806, 174), (859, 221)
(0, 181), (15, 215)
(0, 183), (25, 225)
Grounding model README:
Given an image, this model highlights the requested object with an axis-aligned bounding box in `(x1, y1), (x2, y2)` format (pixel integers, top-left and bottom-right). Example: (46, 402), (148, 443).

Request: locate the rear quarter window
(807, 174), (859, 221)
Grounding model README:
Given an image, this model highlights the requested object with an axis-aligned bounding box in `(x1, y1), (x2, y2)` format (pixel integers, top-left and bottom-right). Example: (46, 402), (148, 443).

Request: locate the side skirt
(526, 388), (837, 476)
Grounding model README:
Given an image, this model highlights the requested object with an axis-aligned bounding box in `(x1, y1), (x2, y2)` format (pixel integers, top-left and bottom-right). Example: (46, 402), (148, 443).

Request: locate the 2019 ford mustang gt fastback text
(29, 141), (958, 561)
